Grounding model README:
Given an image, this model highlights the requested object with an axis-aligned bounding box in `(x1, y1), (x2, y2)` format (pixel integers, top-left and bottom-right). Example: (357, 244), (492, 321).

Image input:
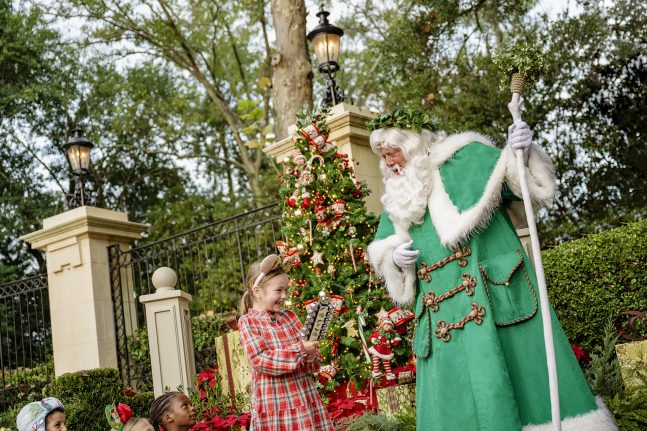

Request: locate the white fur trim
(428, 152), (508, 249)
(429, 131), (496, 164)
(422, 134), (555, 249)
(368, 346), (394, 360)
(367, 234), (417, 306)
(503, 144), (556, 206)
(522, 397), (618, 430)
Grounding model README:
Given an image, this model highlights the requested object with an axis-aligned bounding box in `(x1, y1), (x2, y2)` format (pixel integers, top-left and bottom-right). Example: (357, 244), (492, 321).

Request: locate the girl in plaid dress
(239, 254), (334, 431)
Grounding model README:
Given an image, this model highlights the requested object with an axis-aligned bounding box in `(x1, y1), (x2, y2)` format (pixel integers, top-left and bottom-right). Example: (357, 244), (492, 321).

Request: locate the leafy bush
(581, 320), (647, 430)
(544, 220), (647, 351)
(0, 360), (53, 411)
(0, 369), (153, 431)
(586, 322), (623, 396)
(393, 405), (417, 431)
(604, 386), (647, 430)
(0, 404), (22, 429)
(340, 412), (401, 431)
(42, 368), (122, 429)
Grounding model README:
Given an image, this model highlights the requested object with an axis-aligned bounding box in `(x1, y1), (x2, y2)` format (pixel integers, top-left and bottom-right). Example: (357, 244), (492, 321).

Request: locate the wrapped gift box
(376, 383), (416, 415)
(615, 340), (647, 389)
(215, 330), (252, 409)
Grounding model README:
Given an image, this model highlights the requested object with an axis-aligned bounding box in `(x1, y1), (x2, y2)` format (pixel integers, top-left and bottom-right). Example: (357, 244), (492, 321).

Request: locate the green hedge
(0, 369), (153, 431)
(544, 220), (647, 351)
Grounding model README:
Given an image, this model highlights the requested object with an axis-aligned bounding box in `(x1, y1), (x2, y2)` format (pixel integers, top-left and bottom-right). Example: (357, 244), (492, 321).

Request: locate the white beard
(381, 153), (435, 230)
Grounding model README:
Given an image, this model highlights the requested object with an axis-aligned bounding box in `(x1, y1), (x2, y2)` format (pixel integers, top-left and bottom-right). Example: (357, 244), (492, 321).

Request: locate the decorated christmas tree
(278, 108), (414, 390)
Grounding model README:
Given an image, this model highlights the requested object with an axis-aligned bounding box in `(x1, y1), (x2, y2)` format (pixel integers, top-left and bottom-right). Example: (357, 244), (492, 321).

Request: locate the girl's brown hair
(239, 256), (286, 314)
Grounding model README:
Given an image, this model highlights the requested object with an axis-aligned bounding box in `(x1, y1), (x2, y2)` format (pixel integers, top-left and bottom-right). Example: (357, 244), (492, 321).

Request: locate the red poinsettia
(190, 364), (250, 431)
(327, 396), (371, 421)
(571, 343), (591, 366)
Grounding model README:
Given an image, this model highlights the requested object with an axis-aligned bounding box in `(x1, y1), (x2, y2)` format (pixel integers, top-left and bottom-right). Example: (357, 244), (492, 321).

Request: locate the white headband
(253, 254), (280, 289)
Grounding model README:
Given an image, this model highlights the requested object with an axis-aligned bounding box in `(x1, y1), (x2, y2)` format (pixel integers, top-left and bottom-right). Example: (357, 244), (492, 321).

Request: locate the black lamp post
(63, 128), (95, 208)
(307, 5), (346, 107)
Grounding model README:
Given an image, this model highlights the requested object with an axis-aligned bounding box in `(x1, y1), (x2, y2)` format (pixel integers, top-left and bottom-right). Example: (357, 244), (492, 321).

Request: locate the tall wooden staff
(494, 43), (561, 431)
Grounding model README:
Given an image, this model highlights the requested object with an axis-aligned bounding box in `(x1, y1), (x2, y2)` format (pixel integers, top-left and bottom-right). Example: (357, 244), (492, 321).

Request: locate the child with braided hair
(149, 392), (196, 431)
(238, 254), (333, 431)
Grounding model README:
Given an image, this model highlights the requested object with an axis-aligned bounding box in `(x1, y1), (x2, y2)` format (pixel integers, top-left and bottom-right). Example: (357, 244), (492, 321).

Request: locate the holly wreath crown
(366, 106), (439, 133)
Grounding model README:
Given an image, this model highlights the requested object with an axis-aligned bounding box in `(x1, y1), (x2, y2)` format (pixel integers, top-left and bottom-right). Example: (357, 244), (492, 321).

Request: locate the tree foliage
(0, 0), (68, 278)
(339, 0), (646, 244)
(278, 108), (411, 387)
(54, 0), (311, 200)
(2, 0), (645, 274)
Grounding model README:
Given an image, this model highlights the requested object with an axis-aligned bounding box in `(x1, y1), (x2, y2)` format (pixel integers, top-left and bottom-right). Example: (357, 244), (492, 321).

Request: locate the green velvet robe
(369, 138), (613, 430)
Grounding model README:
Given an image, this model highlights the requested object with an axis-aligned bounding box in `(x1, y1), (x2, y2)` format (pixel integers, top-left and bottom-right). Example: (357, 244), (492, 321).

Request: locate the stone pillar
(139, 267), (196, 397)
(20, 206), (148, 376)
(264, 102), (382, 215)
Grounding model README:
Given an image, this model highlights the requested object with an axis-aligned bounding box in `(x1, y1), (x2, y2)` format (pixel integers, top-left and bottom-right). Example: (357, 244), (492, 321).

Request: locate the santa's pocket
(413, 308), (432, 358)
(478, 249), (538, 326)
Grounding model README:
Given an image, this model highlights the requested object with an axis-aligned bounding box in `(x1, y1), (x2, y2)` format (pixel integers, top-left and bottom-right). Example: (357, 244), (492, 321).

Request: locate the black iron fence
(108, 203), (283, 390)
(0, 274), (53, 409)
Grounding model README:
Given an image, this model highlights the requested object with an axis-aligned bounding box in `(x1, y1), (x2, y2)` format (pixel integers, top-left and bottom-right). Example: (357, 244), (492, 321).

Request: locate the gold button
(455, 252), (462, 258)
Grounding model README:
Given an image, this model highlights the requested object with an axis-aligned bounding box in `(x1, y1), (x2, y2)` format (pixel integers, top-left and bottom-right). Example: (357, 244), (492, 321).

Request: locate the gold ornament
(327, 263), (336, 278)
(342, 318), (359, 338)
(311, 250), (324, 266)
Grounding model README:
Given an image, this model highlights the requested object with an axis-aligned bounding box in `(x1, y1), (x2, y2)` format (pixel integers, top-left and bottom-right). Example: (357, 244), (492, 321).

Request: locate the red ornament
(331, 199), (346, 216)
(329, 295), (345, 315)
(286, 192), (298, 208)
(313, 193), (325, 206)
(315, 205), (327, 223)
(116, 403), (133, 424)
(301, 191), (311, 208)
(388, 307), (415, 328)
(331, 341), (340, 357)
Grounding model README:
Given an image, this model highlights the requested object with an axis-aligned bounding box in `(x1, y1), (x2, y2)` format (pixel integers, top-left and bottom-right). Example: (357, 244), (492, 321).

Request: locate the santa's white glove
(508, 121), (533, 150)
(392, 240), (419, 269)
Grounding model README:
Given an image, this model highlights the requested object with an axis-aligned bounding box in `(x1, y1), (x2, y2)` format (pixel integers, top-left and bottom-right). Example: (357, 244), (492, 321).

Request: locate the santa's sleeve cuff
(503, 144), (556, 207)
(367, 234), (417, 306)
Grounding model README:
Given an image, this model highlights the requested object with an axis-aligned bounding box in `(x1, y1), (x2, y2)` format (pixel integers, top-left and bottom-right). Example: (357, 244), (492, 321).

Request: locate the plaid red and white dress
(239, 308), (334, 431)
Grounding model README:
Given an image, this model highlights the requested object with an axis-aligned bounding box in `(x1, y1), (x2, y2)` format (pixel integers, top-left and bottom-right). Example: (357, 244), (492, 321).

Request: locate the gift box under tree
(214, 329), (253, 410)
(615, 340), (647, 389)
(375, 382), (416, 415)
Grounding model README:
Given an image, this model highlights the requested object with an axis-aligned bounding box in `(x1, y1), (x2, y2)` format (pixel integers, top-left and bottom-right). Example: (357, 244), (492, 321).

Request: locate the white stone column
(139, 267), (196, 398)
(20, 206), (148, 376)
